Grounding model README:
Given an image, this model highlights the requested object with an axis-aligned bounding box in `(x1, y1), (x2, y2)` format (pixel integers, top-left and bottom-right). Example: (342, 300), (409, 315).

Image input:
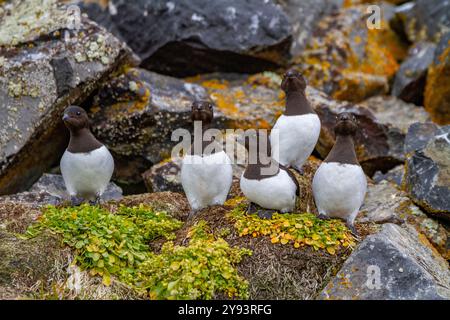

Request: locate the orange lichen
(424, 44), (450, 125)
(295, 6), (405, 102)
(343, 0), (405, 6)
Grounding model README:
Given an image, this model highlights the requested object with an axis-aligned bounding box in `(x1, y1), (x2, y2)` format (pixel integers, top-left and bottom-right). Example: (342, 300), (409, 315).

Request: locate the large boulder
(404, 123), (450, 222)
(80, 0), (292, 77)
(0, 0), (133, 195)
(320, 223), (450, 300)
(396, 0), (450, 44)
(392, 42), (436, 106)
(424, 33), (450, 125)
(292, 4), (406, 102)
(276, 0), (341, 56)
(359, 96), (430, 134)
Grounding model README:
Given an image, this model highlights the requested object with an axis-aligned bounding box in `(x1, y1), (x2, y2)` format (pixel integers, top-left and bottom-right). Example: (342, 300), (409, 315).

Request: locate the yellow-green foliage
(135, 221), (252, 300)
(229, 203), (356, 255)
(25, 204), (182, 285)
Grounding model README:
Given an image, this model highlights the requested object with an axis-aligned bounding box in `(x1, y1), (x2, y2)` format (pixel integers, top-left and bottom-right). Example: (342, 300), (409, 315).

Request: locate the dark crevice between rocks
(141, 39), (291, 78)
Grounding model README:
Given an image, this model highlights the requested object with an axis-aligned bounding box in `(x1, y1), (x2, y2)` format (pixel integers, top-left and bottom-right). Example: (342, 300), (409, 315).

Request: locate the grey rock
(320, 223), (450, 300)
(142, 158), (184, 193)
(0, 0), (133, 195)
(404, 124), (450, 221)
(0, 174), (122, 207)
(373, 165), (405, 186)
(80, 0), (292, 77)
(404, 122), (440, 154)
(396, 0), (450, 43)
(359, 181), (411, 224)
(360, 96), (430, 134)
(360, 179), (450, 262)
(276, 0), (341, 56)
(392, 42), (436, 105)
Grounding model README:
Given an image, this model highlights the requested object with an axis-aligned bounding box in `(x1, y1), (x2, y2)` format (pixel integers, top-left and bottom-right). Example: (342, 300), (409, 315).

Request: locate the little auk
(60, 105), (114, 205)
(180, 101), (233, 213)
(312, 112), (367, 236)
(270, 69), (321, 172)
(240, 131), (299, 216)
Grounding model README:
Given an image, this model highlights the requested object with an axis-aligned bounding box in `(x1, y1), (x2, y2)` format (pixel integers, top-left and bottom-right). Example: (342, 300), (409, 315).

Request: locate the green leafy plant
(135, 220), (252, 300)
(25, 204), (182, 285)
(228, 200), (356, 255)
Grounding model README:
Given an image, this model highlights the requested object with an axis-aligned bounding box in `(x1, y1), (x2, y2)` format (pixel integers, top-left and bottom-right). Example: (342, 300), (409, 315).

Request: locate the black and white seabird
(240, 131), (299, 215)
(60, 105), (114, 204)
(270, 69), (321, 172)
(312, 112), (367, 236)
(180, 101), (233, 212)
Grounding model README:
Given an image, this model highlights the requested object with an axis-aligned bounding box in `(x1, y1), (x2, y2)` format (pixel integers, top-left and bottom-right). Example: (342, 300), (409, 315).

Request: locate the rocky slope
(0, 0), (449, 300)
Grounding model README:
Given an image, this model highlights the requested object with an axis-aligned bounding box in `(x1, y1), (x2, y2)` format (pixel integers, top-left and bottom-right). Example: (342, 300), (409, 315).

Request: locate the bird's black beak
(62, 114), (70, 122)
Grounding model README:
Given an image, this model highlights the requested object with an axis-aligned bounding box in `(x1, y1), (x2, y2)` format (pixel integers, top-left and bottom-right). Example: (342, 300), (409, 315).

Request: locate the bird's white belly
(312, 162), (367, 219)
(181, 151), (233, 210)
(60, 146), (114, 200)
(270, 114), (321, 169)
(240, 170), (297, 213)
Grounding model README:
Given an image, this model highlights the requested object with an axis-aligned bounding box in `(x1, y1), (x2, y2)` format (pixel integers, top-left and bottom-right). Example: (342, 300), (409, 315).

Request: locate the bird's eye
(76, 111), (81, 116)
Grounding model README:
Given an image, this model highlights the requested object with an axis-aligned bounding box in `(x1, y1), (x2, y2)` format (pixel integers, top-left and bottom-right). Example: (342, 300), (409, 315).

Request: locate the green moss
(135, 221), (251, 300)
(23, 206), (251, 300)
(24, 204), (182, 286)
(228, 201), (356, 255)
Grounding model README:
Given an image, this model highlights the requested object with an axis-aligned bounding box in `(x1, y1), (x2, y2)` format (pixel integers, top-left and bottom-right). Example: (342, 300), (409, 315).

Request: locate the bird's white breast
(270, 113), (321, 169)
(181, 151), (233, 210)
(60, 146), (114, 200)
(240, 169), (297, 213)
(312, 162), (367, 219)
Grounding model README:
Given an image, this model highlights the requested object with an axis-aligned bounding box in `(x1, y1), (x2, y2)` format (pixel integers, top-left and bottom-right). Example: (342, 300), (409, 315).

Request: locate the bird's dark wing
(280, 165), (300, 196)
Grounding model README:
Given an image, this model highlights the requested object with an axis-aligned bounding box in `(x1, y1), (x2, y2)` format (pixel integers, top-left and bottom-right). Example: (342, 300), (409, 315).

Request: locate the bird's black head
(335, 112), (358, 136)
(281, 69), (307, 93)
(191, 100), (214, 124)
(62, 106), (90, 132)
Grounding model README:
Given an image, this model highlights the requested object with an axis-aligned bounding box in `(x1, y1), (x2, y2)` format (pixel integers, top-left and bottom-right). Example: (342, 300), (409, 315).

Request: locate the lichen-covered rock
(0, 173), (122, 207)
(89, 70), (285, 185)
(359, 180), (449, 259)
(404, 124), (450, 221)
(0, 0), (133, 195)
(276, 0), (341, 56)
(292, 4), (406, 102)
(424, 33), (450, 125)
(320, 223), (450, 300)
(392, 42), (436, 105)
(396, 0), (450, 43)
(80, 0), (292, 77)
(403, 122), (440, 155)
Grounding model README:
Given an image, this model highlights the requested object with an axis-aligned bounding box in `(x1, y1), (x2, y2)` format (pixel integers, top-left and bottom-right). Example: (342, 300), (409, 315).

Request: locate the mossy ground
(0, 186), (371, 300)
